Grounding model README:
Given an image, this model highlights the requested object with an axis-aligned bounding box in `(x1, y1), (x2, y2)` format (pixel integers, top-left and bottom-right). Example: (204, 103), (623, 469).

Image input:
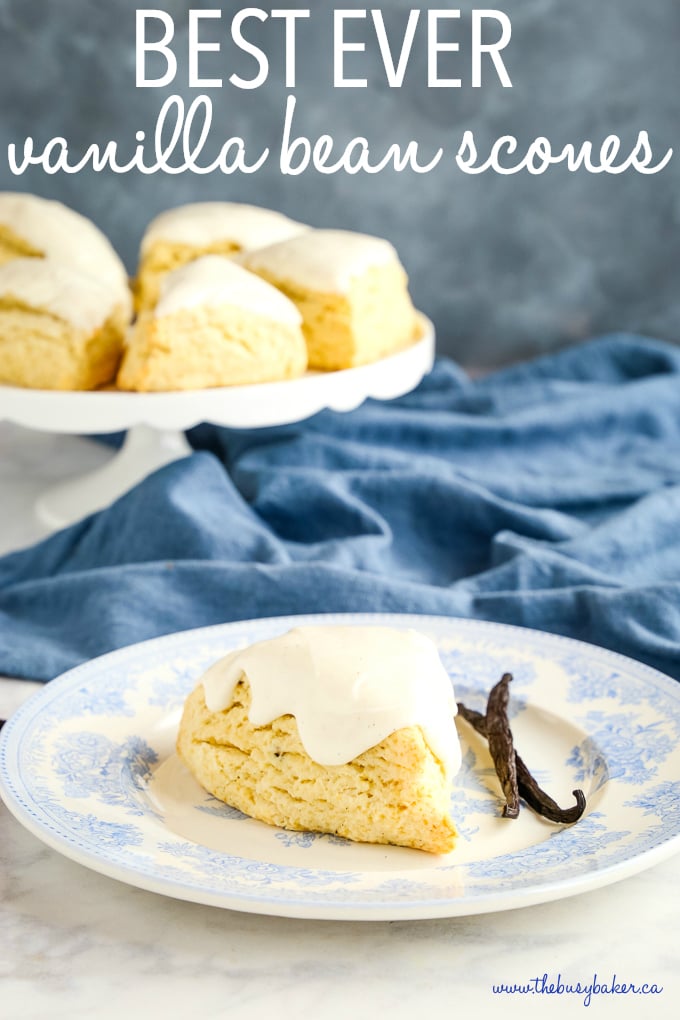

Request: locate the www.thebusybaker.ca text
(492, 973), (663, 1008)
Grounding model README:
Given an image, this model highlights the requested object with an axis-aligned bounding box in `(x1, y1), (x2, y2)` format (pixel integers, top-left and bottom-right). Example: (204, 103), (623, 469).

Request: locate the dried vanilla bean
(485, 673), (520, 818)
(516, 767), (586, 824)
(457, 690), (587, 825)
(457, 703), (486, 732)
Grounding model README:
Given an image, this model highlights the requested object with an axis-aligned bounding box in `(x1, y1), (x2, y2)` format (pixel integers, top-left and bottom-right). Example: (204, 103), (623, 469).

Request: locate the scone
(0, 191), (132, 330)
(135, 201), (307, 312)
(0, 258), (127, 390)
(242, 229), (419, 370)
(118, 255), (307, 391)
(176, 626), (460, 854)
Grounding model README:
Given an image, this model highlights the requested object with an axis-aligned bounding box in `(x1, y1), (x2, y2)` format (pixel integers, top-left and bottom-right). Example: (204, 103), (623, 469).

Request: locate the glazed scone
(0, 258), (127, 390)
(242, 229), (419, 370)
(0, 192), (132, 329)
(135, 202), (307, 312)
(118, 255), (307, 391)
(176, 627), (460, 854)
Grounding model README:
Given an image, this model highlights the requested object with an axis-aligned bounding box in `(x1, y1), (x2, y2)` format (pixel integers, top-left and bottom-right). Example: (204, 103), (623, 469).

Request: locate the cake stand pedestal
(34, 426), (192, 529)
(0, 324), (435, 531)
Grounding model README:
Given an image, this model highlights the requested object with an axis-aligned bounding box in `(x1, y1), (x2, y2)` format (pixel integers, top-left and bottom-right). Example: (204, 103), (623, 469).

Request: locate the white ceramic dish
(1, 613), (679, 921)
(0, 325), (434, 528)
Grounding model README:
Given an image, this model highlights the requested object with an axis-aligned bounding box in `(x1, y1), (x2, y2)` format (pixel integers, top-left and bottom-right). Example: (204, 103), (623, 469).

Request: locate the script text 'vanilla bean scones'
(134, 201), (308, 313)
(118, 255), (308, 391)
(177, 626), (461, 854)
(0, 192), (132, 331)
(242, 229), (420, 370)
(0, 259), (129, 390)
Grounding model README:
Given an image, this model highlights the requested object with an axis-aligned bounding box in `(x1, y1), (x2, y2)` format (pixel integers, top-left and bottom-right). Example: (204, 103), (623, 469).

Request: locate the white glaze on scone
(142, 202), (307, 252)
(243, 229), (400, 294)
(200, 626), (461, 771)
(0, 192), (131, 309)
(154, 255), (302, 327)
(0, 257), (118, 332)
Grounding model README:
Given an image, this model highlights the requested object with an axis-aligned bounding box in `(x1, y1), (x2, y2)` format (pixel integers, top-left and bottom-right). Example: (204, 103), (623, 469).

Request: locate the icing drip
(201, 626), (461, 771)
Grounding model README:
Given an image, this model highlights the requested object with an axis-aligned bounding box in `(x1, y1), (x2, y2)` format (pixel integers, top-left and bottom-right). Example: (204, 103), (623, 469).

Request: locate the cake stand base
(34, 425), (192, 530)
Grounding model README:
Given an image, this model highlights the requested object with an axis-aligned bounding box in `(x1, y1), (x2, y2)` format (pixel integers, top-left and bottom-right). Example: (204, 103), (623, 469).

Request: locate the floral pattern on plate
(1, 614), (679, 920)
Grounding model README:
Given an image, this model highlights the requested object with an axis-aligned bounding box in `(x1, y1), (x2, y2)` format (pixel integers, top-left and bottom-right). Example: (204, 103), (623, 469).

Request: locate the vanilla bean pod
(485, 673), (520, 818)
(457, 696), (587, 824)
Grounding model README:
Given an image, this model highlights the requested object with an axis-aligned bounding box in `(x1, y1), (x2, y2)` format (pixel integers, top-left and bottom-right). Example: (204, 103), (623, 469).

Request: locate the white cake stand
(0, 322), (435, 530)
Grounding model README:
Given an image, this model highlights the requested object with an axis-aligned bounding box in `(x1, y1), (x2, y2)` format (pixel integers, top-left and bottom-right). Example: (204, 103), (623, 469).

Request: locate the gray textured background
(0, 0), (678, 366)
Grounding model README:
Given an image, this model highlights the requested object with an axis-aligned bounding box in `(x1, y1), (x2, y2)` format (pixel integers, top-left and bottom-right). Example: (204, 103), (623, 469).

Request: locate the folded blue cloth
(2, 334), (680, 683)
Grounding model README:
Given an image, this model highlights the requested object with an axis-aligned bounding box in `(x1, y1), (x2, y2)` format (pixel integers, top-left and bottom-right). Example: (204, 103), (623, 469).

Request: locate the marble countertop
(1, 422), (678, 1019)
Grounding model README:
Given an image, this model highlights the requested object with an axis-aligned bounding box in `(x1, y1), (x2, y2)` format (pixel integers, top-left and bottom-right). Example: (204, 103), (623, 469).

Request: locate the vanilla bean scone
(118, 255), (308, 391)
(134, 201), (307, 312)
(0, 258), (127, 390)
(176, 626), (460, 854)
(242, 229), (419, 370)
(0, 192), (132, 331)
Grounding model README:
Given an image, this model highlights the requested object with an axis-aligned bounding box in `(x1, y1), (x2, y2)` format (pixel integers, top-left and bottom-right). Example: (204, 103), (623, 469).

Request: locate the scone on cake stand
(0, 208), (434, 531)
(134, 201), (307, 313)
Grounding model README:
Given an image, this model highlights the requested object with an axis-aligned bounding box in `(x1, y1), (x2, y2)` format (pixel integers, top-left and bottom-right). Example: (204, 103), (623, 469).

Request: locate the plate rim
(1, 612), (680, 921)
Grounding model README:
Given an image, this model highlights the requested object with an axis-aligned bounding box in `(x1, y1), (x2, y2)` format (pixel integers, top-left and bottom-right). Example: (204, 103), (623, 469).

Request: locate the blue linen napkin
(1, 333), (680, 683)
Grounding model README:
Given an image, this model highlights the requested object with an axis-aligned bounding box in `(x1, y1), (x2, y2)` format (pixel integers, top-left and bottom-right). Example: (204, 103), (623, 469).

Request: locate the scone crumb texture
(177, 626), (460, 854)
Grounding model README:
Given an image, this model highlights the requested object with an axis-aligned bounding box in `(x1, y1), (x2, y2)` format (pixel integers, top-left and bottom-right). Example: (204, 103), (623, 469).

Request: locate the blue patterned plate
(1, 614), (679, 920)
